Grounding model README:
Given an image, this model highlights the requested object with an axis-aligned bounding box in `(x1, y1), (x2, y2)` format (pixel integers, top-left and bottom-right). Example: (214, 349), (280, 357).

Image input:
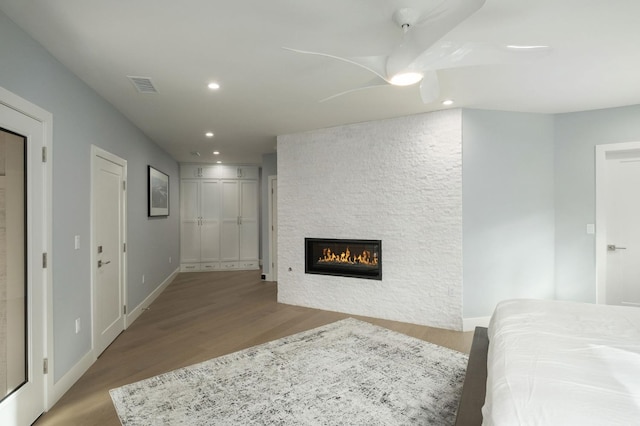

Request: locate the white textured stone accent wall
(277, 109), (463, 330)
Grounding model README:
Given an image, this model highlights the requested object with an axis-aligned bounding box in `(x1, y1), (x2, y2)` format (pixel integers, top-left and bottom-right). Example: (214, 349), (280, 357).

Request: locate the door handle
(98, 260), (112, 267)
(607, 244), (627, 251)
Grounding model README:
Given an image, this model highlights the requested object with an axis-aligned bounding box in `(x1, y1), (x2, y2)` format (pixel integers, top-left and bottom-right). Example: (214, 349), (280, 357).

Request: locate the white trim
(463, 316), (491, 332)
(45, 268), (177, 408)
(267, 175), (277, 282)
(0, 86), (54, 412)
(595, 141), (640, 304)
(126, 267), (179, 326)
(0, 87), (52, 122)
(47, 350), (95, 409)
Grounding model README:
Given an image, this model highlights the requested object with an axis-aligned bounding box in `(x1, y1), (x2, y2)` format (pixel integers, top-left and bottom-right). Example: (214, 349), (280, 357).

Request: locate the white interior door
(239, 180), (258, 260)
(92, 148), (126, 356)
(180, 180), (201, 263)
(220, 181), (239, 261)
(596, 142), (640, 306)
(200, 180), (221, 262)
(0, 103), (46, 425)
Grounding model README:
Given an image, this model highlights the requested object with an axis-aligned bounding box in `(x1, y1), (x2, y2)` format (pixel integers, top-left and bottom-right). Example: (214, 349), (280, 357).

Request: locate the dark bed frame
(454, 327), (489, 426)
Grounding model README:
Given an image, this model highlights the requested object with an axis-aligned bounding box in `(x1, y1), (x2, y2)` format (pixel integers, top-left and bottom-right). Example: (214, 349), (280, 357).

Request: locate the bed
(455, 299), (640, 425)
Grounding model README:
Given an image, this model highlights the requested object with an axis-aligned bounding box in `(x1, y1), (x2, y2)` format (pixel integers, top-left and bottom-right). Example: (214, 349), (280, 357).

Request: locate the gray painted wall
(554, 104), (640, 301)
(463, 105), (640, 317)
(462, 109), (556, 318)
(0, 11), (180, 381)
(260, 153), (277, 277)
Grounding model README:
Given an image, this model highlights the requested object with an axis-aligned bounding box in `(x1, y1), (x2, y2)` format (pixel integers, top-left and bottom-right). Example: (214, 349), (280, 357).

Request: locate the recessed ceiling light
(216, 160), (222, 164)
(208, 82), (220, 90)
(205, 132), (214, 138)
(442, 99), (454, 106)
(213, 151), (220, 155)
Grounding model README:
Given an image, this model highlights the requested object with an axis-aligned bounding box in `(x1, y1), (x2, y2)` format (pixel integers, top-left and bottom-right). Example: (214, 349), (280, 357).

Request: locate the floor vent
(127, 76), (158, 93)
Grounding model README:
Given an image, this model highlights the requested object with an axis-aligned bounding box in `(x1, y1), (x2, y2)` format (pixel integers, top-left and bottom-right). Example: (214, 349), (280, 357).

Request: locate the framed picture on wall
(148, 165), (169, 217)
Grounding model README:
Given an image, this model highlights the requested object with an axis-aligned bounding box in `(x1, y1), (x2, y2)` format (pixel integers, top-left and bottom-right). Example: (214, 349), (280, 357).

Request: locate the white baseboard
(46, 267), (179, 410)
(463, 316), (491, 332)
(47, 349), (96, 410)
(126, 267), (179, 327)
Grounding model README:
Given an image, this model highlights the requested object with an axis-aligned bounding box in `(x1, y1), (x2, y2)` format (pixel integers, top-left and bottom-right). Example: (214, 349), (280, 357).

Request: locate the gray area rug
(110, 318), (468, 425)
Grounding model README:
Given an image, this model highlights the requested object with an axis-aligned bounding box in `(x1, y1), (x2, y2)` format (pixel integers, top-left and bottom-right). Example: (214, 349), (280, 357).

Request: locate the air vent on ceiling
(127, 76), (158, 93)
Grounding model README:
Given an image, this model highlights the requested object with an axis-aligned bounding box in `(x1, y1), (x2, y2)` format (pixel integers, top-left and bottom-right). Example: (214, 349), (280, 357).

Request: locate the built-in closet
(180, 165), (259, 271)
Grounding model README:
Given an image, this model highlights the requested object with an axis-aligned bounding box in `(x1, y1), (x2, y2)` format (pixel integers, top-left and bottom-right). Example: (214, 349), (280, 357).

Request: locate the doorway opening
(268, 176), (277, 282)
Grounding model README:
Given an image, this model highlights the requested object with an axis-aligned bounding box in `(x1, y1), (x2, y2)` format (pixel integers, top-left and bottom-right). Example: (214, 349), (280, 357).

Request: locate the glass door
(0, 99), (46, 425)
(0, 127), (27, 403)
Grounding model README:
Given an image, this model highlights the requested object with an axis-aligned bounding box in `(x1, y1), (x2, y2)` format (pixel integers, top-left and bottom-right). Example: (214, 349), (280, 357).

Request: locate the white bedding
(482, 299), (640, 426)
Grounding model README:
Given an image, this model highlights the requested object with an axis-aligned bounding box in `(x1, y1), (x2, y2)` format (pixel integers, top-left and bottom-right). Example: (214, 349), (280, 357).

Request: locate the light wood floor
(35, 270), (473, 425)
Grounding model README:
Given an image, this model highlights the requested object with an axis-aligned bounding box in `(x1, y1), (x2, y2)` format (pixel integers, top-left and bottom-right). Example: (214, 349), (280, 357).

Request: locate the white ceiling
(1, 0), (639, 164)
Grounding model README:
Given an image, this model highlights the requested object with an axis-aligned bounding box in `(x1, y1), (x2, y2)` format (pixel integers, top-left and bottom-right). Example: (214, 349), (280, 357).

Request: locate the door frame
(90, 145), (127, 352)
(595, 141), (640, 304)
(267, 175), (277, 282)
(0, 86), (53, 411)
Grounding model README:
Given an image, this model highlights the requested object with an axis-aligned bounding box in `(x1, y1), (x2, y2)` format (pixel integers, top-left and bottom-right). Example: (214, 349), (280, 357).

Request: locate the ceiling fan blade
(283, 47), (389, 82)
(284, 0), (491, 104)
(319, 78), (389, 103)
(409, 42), (552, 71)
(419, 71), (440, 104)
(411, 0), (486, 50)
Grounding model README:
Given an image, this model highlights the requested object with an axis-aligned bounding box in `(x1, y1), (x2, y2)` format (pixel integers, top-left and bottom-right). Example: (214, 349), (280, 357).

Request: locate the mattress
(482, 299), (640, 425)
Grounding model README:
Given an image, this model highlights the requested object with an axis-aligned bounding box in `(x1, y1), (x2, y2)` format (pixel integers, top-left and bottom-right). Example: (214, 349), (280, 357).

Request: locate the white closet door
(239, 180), (259, 260)
(200, 180), (221, 262)
(180, 180), (201, 263)
(220, 181), (240, 261)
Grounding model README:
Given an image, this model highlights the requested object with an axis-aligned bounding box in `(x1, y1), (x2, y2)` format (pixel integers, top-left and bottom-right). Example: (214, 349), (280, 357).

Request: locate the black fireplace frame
(305, 238), (382, 280)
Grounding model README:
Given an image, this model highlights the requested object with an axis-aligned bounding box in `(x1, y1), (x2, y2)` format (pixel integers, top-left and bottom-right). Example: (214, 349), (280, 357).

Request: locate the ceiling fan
(284, 0), (549, 103)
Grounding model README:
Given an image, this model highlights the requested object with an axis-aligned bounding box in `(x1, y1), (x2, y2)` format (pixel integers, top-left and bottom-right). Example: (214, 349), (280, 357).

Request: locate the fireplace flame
(319, 247), (378, 266)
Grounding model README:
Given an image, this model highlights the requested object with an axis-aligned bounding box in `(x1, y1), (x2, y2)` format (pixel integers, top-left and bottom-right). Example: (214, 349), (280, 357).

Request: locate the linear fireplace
(305, 238), (382, 280)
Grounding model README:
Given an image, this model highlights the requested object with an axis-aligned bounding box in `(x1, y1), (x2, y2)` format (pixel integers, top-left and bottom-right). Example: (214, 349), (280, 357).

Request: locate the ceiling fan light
(390, 72), (423, 86)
